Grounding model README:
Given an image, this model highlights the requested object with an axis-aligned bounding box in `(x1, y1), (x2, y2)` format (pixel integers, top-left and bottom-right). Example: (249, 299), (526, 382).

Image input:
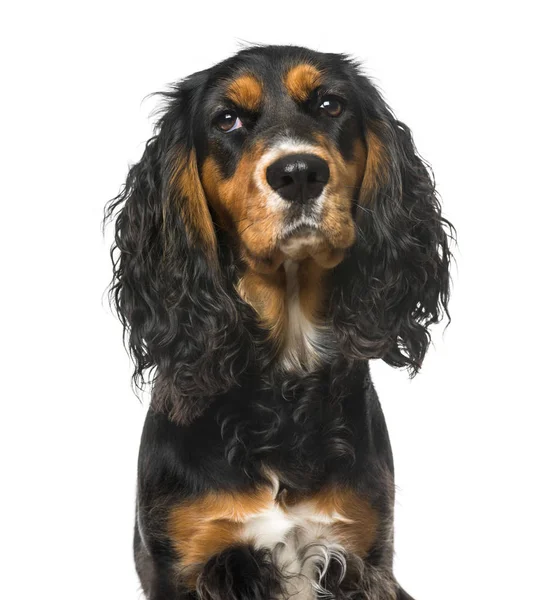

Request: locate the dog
(106, 44), (453, 600)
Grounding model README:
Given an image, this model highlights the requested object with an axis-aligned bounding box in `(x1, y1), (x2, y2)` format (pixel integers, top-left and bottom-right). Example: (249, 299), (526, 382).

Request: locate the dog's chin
(278, 226), (347, 269)
(240, 219), (351, 274)
(279, 226), (324, 259)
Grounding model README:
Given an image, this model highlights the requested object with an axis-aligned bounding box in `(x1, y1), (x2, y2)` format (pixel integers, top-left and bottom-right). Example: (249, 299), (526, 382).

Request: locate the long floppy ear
(105, 80), (251, 423)
(331, 78), (454, 373)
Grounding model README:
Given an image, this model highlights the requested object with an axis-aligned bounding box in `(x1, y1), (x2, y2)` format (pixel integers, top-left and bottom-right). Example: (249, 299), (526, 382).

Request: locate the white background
(2, 1), (557, 599)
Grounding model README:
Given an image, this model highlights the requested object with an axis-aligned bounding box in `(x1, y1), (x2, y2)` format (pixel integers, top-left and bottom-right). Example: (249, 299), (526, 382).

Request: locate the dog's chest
(168, 471), (378, 600)
(281, 259), (323, 371)
(239, 475), (351, 599)
(241, 474), (350, 546)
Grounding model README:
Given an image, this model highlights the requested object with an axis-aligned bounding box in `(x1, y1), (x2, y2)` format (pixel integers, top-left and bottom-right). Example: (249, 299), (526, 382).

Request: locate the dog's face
(107, 45), (452, 421)
(196, 52), (371, 273)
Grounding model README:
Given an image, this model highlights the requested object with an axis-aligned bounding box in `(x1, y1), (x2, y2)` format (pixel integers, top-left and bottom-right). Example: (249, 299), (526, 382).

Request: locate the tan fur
(168, 483), (378, 588)
(298, 258), (328, 322)
(310, 488), (379, 556)
(284, 64), (323, 102)
(226, 74), (263, 112)
(202, 145), (284, 273)
(360, 128), (388, 204)
(280, 486), (379, 556)
(168, 487), (275, 583)
(236, 267), (287, 347)
(200, 127), (384, 369)
(201, 134), (371, 273)
(171, 150), (217, 254)
(237, 256), (330, 364)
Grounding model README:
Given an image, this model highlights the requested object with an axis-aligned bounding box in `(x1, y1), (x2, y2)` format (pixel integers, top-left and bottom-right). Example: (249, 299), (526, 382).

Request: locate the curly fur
(105, 77), (267, 423)
(107, 45), (454, 600)
(330, 75), (453, 371)
(196, 546), (284, 600)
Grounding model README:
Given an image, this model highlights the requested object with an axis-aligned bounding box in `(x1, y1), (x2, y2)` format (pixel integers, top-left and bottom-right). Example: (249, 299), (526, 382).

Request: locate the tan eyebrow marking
(226, 74), (263, 111)
(283, 64), (323, 102)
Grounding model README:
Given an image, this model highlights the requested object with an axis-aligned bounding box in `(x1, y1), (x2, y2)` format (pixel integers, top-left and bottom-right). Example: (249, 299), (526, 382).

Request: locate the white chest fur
(281, 259), (322, 372)
(169, 475), (378, 598)
(239, 476), (350, 600)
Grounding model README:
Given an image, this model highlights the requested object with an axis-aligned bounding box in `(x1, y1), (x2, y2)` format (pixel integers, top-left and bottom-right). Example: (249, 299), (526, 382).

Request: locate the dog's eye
(319, 96), (344, 118)
(215, 110), (243, 133)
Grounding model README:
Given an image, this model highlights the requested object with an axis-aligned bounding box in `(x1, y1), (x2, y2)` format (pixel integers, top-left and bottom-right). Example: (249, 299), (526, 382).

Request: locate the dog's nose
(266, 154), (330, 203)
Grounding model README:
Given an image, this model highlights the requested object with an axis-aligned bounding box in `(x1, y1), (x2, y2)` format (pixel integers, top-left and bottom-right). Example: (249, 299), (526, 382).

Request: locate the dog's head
(106, 45), (453, 421)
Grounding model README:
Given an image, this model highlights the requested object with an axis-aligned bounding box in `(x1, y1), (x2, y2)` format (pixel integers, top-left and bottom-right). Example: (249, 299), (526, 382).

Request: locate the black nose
(266, 153), (330, 202)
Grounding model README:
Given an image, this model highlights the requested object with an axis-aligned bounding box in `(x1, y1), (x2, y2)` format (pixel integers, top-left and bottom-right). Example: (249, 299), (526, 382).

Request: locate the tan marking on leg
(168, 487), (275, 585)
(281, 486), (379, 557)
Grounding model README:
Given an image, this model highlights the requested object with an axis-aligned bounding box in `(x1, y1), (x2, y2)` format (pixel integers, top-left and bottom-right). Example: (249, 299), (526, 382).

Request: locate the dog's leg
(318, 553), (398, 600)
(147, 571), (195, 600)
(195, 545), (282, 600)
(315, 512), (399, 600)
(134, 521), (196, 600)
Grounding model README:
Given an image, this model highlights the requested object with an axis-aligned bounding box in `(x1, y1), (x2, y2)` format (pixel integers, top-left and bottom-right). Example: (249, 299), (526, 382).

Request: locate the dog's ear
(105, 77), (251, 423)
(331, 77), (454, 373)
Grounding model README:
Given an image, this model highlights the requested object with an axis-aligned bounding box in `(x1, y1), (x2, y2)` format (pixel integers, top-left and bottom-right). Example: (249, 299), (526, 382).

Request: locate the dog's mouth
(278, 222), (348, 269)
(280, 218), (320, 241)
(239, 202), (355, 273)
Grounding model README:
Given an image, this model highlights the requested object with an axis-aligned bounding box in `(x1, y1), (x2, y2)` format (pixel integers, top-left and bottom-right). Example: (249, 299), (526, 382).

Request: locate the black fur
(197, 546), (284, 600)
(105, 72), (260, 423)
(106, 45), (453, 600)
(331, 117), (452, 372)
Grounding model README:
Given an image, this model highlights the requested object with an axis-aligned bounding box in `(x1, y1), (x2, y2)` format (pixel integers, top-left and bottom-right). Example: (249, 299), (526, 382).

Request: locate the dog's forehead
(206, 48), (347, 107)
(195, 48), (361, 167)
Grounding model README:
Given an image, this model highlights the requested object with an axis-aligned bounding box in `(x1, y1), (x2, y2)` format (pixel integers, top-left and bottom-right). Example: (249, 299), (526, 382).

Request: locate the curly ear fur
(331, 77), (454, 373)
(105, 78), (253, 423)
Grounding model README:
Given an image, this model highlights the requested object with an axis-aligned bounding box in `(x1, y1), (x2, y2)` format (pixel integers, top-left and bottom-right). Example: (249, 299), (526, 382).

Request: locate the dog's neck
(237, 256), (331, 372)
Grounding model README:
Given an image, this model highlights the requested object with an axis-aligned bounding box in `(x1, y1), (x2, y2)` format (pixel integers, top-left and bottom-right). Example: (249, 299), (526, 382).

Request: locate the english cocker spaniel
(106, 44), (453, 600)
